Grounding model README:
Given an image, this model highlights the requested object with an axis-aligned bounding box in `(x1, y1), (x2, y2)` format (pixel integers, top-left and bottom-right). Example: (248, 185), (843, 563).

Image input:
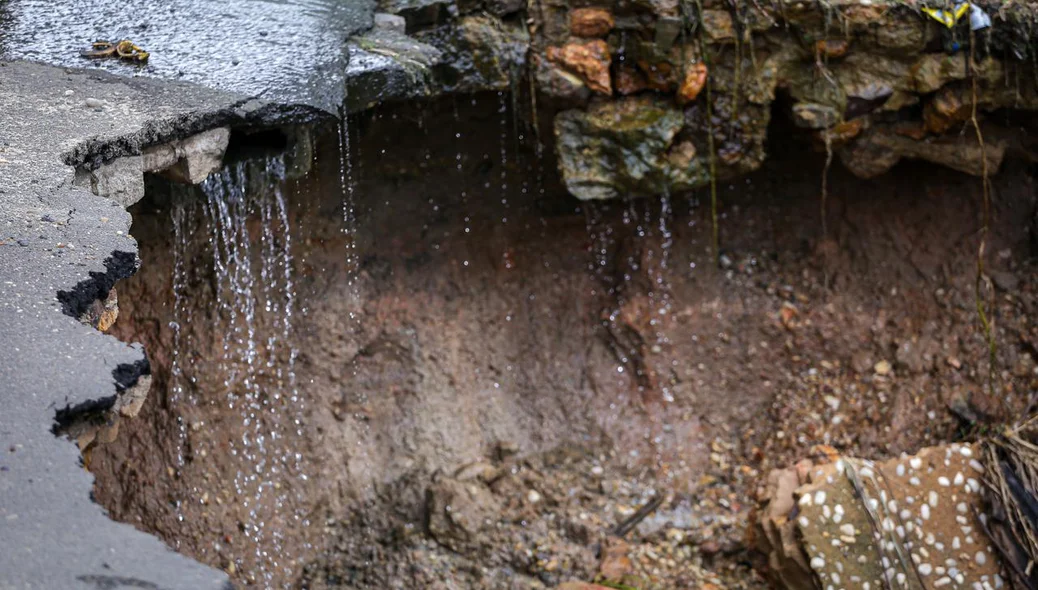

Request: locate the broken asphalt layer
(0, 0), (380, 578)
(0, 0), (376, 115)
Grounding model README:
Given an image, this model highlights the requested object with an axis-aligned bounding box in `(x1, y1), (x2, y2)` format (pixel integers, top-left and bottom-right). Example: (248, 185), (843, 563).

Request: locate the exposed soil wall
(91, 95), (1038, 588)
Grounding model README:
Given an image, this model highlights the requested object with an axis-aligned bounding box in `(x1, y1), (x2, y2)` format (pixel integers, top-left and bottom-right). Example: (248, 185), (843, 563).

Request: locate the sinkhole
(83, 93), (1038, 589)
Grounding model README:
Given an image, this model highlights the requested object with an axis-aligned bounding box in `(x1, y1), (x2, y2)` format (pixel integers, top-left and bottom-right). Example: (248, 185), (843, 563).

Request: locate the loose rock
(546, 40), (612, 95)
(569, 8), (614, 38)
(676, 63), (708, 106)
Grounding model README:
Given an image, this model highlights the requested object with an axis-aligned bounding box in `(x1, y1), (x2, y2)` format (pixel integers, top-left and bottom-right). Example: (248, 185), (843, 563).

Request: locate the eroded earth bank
(85, 95), (1038, 589)
(35, 0), (1038, 588)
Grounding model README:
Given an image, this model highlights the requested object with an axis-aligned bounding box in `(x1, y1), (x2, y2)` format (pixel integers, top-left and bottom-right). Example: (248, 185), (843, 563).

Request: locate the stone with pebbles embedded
(754, 443), (1006, 590)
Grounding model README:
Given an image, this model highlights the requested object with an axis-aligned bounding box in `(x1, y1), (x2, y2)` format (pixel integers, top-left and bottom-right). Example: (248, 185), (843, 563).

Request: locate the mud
(90, 94), (1038, 588)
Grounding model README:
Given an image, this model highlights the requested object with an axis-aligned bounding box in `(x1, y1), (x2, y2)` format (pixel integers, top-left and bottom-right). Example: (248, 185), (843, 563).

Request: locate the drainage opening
(87, 93), (1038, 588)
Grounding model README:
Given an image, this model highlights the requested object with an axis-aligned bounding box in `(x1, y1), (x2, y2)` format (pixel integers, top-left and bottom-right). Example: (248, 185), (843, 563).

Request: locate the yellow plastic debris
(80, 39), (149, 63)
(922, 2), (970, 28)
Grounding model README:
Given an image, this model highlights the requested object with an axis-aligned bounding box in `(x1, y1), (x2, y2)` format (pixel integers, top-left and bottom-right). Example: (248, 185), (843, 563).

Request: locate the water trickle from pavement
(168, 197), (192, 472)
(337, 112), (361, 332)
(155, 155), (311, 586)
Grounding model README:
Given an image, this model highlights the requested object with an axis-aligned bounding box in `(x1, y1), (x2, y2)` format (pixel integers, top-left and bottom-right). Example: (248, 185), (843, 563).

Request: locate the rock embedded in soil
(546, 40), (612, 95)
(615, 64), (648, 95)
(815, 39), (850, 59)
(554, 96), (702, 200)
(533, 1), (1038, 200)
(791, 103), (841, 130)
(535, 56), (593, 103)
(676, 63), (708, 106)
(569, 8), (614, 38)
(923, 87), (973, 135)
(417, 14), (528, 94)
(840, 123), (1007, 179)
(142, 127), (230, 185)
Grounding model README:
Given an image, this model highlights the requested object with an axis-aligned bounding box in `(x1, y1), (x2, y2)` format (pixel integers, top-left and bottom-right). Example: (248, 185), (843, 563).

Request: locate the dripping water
(169, 199), (189, 472)
(203, 162), (265, 579)
(498, 90), (510, 225)
(178, 156), (305, 586)
(337, 110), (359, 313)
(654, 193), (674, 402)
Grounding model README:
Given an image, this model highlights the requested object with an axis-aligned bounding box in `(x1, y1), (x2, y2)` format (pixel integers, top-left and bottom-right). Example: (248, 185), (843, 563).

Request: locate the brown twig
(613, 494), (665, 537)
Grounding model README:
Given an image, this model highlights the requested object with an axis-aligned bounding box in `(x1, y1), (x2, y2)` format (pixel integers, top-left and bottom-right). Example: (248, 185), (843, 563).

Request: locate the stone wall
(362, 0), (1038, 200)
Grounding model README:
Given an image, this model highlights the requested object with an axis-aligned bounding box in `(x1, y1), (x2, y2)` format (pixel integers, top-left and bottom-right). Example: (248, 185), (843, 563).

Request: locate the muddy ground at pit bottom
(90, 94), (1038, 589)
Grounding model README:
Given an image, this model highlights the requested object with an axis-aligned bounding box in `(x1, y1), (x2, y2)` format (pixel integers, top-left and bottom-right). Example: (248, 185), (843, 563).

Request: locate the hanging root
(727, 0), (743, 129)
(813, 1), (840, 290)
(821, 132), (832, 240)
(968, 29), (1000, 405)
(820, 128), (833, 288)
(706, 85), (719, 264)
(528, 67), (539, 146)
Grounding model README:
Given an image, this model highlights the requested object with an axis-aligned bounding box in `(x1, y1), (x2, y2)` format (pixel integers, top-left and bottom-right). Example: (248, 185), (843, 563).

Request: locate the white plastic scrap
(969, 3), (992, 31)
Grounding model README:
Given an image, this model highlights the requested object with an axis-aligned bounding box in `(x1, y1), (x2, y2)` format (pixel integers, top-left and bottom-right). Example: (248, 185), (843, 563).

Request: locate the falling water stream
(168, 199), (191, 470)
(336, 111), (363, 357)
(157, 155), (312, 585)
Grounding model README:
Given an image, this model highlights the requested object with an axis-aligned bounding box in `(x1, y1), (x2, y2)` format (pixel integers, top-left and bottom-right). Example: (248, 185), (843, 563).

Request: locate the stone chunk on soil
(791, 103), (840, 130)
(374, 12), (407, 33)
(426, 474), (502, 552)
